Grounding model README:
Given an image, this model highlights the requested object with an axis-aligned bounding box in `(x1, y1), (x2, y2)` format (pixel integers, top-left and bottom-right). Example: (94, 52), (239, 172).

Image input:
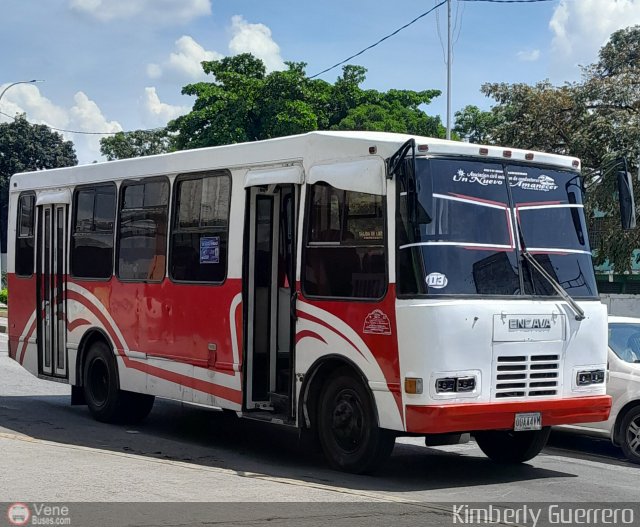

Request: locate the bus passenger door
(245, 183), (298, 418)
(37, 204), (68, 379)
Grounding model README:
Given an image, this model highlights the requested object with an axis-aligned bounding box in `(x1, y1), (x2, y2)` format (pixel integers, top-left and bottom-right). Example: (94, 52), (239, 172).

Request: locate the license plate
(514, 412), (542, 431)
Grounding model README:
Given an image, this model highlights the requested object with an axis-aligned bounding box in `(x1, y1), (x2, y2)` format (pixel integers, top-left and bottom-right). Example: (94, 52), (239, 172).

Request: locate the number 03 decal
(426, 272), (448, 289)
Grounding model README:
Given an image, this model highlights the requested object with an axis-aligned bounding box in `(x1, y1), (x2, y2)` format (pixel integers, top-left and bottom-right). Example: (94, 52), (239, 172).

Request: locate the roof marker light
(503, 150), (512, 158)
(572, 160), (580, 168)
(417, 144), (429, 152)
(369, 146), (377, 154)
(479, 148), (489, 156)
(525, 153), (534, 161)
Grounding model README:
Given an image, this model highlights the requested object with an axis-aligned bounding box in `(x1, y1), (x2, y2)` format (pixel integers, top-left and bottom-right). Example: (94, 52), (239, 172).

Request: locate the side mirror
(617, 169), (636, 230)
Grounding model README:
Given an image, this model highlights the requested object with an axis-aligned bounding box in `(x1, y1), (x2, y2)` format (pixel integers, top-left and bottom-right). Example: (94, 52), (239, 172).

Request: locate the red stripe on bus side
(65, 290), (243, 405)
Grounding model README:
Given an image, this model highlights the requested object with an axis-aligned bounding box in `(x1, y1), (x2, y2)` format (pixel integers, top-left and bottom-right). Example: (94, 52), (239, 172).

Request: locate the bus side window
(303, 182), (386, 300)
(170, 172), (231, 284)
(15, 193), (36, 277)
(71, 184), (116, 279)
(117, 179), (169, 282)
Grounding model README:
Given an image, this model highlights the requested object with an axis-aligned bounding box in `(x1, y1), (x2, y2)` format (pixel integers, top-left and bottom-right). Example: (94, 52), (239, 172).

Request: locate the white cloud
(550, 0), (640, 67)
(69, 92), (123, 163)
(0, 84), (122, 164)
(0, 83), (69, 128)
(228, 15), (285, 71)
(142, 87), (190, 126)
(516, 49), (541, 62)
(146, 17), (285, 81)
(147, 36), (223, 81)
(69, 0), (211, 24)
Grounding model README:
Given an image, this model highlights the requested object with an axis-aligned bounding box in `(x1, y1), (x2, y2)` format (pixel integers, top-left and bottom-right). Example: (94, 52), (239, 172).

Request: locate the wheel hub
(627, 417), (640, 455)
(330, 390), (364, 453)
(89, 358), (109, 406)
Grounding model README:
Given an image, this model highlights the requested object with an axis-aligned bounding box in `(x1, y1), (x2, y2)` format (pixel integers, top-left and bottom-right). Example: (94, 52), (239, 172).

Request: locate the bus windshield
(396, 157), (598, 298)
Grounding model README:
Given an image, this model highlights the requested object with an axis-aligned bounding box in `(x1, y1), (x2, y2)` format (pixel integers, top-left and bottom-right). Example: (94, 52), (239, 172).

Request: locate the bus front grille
(494, 354), (560, 398)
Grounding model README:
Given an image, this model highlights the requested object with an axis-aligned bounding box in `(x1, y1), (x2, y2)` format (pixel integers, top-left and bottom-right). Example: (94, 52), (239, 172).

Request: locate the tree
(453, 105), (498, 144)
(0, 115), (77, 251)
(576, 26), (640, 271)
(478, 80), (586, 155)
(169, 54), (444, 149)
(100, 129), (173, 160)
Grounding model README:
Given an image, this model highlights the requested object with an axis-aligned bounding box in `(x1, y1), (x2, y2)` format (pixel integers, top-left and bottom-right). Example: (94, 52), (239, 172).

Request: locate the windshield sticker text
(453, 168), (505, 186)
(509, 173), (558, 192)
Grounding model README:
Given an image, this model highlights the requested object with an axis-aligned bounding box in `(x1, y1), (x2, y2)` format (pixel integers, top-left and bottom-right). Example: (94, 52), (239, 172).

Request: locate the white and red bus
(7, 131), (624, 473)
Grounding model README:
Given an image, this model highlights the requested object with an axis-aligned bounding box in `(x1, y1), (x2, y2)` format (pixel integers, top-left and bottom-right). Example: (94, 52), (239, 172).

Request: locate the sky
(1, 0), (640, 164)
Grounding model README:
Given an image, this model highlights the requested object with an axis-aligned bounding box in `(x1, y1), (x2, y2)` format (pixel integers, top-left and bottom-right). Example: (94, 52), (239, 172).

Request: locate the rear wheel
(317, 369), (395, 474)
(620, 407), (640, 464)
(474, 427), (550, 463)
(83, 340), (154, 424)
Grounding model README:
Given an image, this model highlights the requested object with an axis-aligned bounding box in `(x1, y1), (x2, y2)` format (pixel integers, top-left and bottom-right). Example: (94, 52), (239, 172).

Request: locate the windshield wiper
(520, 249), (585, 321)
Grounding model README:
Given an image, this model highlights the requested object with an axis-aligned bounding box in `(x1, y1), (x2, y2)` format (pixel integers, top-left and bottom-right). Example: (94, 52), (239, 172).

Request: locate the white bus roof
(10, 131), (581, 192)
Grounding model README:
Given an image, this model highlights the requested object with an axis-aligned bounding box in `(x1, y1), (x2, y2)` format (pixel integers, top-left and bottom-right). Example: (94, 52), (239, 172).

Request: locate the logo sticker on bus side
(363, 309), (392, 335)
(426, 272), (448, 289)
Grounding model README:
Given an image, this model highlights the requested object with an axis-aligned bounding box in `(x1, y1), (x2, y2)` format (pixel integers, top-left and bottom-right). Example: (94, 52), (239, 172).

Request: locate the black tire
(474, 427), (551, 463)
(317, 368), (395, 474)
(83, 340), (154, 424)
(620, 406), (640, 464)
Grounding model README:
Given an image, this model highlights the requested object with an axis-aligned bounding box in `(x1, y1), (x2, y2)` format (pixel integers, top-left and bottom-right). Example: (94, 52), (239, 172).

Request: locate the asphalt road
(1, 334), (638, 515)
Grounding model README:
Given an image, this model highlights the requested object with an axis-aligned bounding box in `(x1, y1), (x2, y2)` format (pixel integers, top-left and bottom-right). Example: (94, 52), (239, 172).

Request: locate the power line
(459, 0), (555, 3)
(309, 1), (448, 79)
(0, 110), (164, 136)
(308, 0), (553, 79)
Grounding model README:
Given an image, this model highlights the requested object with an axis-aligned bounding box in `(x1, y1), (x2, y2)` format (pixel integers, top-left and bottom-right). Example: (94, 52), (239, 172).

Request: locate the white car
(561, 316), (640, 463)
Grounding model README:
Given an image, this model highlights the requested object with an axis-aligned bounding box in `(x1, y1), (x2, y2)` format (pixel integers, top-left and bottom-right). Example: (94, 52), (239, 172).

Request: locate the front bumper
(405, 395), (612, 434)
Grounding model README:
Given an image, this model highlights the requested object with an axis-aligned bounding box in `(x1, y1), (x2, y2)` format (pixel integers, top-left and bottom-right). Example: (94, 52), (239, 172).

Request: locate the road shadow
(0, 394), (577, 493)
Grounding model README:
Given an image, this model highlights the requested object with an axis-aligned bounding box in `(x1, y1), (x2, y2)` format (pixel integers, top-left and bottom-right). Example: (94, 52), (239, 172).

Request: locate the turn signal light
(405, 377), (424, 394)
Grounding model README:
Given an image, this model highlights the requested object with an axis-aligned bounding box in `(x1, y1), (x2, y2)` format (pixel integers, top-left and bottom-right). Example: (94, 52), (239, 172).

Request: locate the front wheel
(83, 340), (154, 424)
(317, 369), (395, 474)
(620, 407), (640, 464)
(474, 427), (551, 463)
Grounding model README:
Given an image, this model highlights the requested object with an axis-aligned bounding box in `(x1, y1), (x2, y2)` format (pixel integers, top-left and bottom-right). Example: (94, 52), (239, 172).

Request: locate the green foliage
(479, 81), (584, 155)
(169, 54), (444, 149)
(577, 26), (640, 272)
(453, 105), (498, 144)
(0, 115), (77, 250)
(0, 288), (6, 305)
(100, 129), (173, 160)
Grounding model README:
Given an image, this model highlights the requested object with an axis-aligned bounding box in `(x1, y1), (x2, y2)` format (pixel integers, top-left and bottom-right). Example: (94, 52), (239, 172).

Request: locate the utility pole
(0, 79), (44, 287)
(446, 0), (452, 140)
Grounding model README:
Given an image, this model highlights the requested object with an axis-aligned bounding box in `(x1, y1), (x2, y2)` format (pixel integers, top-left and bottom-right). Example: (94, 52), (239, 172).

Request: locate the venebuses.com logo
(6, 503), (71, 525)
(7, 503), (30, 526)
